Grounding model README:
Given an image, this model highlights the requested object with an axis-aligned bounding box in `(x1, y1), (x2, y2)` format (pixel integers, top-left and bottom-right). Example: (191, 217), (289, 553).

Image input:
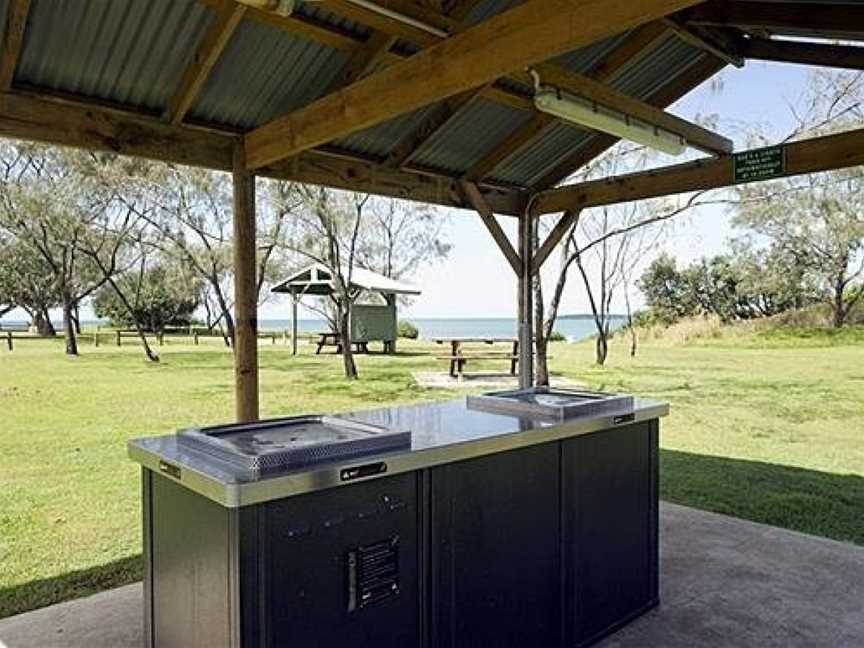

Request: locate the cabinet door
(431, 443), (561, 648)
(257, 473), (420, 648)
(563, 423), (659, 647)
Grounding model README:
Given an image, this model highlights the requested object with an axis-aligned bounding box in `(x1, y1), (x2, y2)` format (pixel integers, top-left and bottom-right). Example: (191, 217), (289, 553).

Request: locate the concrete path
(1, 503), (863, 648)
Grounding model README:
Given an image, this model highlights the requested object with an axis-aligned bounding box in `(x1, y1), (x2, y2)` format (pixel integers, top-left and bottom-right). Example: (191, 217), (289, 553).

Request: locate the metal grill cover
(177, 415), (411, 477)
(466, 387), (634, 420)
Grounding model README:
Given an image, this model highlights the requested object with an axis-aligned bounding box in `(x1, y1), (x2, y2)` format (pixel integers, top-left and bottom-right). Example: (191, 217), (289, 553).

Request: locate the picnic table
(314, 332), (369, 355)
(434, 337), (520, 378)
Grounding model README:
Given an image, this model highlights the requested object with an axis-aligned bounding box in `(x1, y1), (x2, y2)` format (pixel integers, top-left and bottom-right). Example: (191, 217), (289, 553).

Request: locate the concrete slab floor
(1, 502), (862, 648)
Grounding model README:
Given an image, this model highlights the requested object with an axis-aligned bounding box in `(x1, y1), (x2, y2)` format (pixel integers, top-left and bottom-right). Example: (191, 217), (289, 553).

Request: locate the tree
(0, 236), (60, 334)
(285, 186), (367, 379)
(93, 260), (202, 332)
(732, 69), (864, 328)
(734, 170), (864, 328)
(0, 143), (113, 355)
(352, 197), (451, 280)
(120, 165), (298, 347)
(638, 254), (698, 324)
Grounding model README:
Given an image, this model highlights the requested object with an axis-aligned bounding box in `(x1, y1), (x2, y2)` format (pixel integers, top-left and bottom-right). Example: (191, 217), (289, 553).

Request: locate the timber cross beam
(242, 0), (708, 170)
(531, 127), (864, 215)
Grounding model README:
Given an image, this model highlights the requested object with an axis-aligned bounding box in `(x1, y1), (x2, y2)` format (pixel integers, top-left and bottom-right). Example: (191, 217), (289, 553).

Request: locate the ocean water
(270, 316), (625, 342)
(1, 316), (625, 342)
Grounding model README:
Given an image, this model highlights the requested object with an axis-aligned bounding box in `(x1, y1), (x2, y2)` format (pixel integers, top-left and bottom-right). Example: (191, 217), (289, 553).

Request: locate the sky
(396, 60), (812, 320)
(2, 60), (816, 324)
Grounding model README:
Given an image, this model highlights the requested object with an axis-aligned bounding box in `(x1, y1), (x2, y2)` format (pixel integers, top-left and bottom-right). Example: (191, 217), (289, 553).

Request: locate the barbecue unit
(130, 390), (666, 648)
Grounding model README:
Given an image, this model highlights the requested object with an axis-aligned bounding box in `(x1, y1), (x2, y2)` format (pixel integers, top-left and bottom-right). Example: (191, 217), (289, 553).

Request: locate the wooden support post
(116, 330), (121, 347)
(233, 142), (259, 422)
(291, 293), (299, 356)
(5, 331), (11, 351)
(517, 211), (534, 388)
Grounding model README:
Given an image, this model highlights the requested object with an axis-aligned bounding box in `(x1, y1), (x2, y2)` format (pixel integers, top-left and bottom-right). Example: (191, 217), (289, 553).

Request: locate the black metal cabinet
(252, 472), (421, 648)
(430, 443), (561, 648)
(563, 422), (660, 647)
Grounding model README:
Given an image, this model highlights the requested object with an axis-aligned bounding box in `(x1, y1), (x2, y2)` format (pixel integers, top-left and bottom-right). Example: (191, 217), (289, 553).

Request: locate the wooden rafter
(533, 127), (864, 215)
(738, 37), (864, 71)
(530, 55), (727, 193)
(461, 181), (522, 275)
(446, 0), (483, 22)
(531, 210), (579, 274)
(165, 1), (246, 124)
(683, 1), (864, 38)
(244, 0), (705, 170)
(332, 31), (398, 89)
(460, 21), (671, 183)
(0, 0), (31, 91)
(664, 18), (743, 67)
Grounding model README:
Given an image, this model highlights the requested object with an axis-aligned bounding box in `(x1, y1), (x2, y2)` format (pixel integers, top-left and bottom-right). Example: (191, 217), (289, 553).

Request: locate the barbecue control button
(355, 506), (380, 521)
(323, 515), (345, 529)
(285, 524), (311, 539)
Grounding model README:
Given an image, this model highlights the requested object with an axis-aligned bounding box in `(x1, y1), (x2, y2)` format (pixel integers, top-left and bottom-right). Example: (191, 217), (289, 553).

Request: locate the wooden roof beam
(533, 127), (864, 214)
(166, 1), (246, 124)
(244, 0), (706, 170)
(0, 0), (31, 91)
(530, 55), (727, 192)
(0, 91), (524, 214)
(738, 36), (864, 71)
(461, 181), (522, 275)
(682, 1), (864, 38)
(664, 17), (743, 67)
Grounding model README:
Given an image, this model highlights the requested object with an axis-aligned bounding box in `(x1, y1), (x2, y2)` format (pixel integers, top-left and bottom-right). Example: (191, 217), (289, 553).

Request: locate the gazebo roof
(272, 262), (422, 296)
(3, 1), (860, 217)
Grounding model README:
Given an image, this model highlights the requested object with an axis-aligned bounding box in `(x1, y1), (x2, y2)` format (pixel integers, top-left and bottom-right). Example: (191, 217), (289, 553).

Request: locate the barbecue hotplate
(177, 416), (412, 477)
(466, 387), (634, 420)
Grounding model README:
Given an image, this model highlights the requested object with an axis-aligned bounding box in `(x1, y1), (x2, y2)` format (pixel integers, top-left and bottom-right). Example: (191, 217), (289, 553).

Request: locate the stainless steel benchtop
(128, 397), (668, 508)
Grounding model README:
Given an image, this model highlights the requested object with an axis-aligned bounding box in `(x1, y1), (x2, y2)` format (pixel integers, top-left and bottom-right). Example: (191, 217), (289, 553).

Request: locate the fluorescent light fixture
(534, 86), (688, 156)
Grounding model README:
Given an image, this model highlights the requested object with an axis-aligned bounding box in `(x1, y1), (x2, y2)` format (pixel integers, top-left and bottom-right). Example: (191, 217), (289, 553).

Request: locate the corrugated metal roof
(611, 35), (703, 98)
(334, 105), (438, 160)
(7, 0), (737, 191)
(294, 4), (372, 39)
(16, 0), (212, 112)
(411, 98), (533, 176)
(189, 19), (350, 129)
(461, 0), (525, 26)
(489, 123), (593, 187)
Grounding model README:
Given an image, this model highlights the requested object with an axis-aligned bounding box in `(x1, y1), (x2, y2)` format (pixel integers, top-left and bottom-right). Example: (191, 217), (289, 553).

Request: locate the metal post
(233, 142), (259, 422)
(291, 293), (299, 356)
(517, 211), (534, 388)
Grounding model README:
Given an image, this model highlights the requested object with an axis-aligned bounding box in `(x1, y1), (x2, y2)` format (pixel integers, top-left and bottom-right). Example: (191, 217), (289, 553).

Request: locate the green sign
(733, 146), (786, 183)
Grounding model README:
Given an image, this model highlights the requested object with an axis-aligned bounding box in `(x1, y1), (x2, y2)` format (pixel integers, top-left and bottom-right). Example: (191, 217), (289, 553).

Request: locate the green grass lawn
(1, 329), (863, 618)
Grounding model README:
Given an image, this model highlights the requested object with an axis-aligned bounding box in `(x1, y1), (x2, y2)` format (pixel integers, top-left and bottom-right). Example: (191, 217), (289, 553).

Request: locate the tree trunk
(533, 275), (549, 386)
(832, 275), (847, 329)
(105, 276), (160, 362)
(62, 296), (78, 356)
(33, 308), (56, 337)
(595, 333), (609, 366)
(72, 303), (82, 334)
(337, 300), (358, 380)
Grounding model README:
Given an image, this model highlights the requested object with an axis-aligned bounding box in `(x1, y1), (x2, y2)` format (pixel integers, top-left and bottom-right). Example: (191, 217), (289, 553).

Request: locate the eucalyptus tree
(0, 143), (113, 355)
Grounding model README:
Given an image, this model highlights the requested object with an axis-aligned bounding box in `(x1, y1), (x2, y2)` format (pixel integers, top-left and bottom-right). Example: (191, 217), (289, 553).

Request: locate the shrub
(547, 330), (567, 342)
(397, 319), (419, 339)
